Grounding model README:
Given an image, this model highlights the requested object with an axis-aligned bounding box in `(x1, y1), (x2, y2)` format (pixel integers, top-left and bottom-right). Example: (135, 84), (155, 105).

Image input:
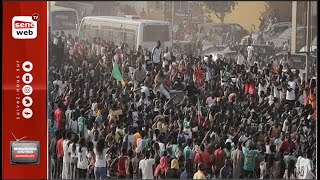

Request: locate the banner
(2, 2), (48, 178)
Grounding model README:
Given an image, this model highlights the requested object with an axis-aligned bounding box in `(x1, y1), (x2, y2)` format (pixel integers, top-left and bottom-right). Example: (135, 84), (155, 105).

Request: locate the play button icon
(22, 96), (33, 107)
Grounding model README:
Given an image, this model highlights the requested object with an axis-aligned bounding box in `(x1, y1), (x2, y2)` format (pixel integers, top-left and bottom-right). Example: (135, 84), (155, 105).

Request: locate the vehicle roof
(271, 22), (291, 26)
(275, 52), (315, 57)
(82, 16), (170, 25)
(50, 5), (77, 12)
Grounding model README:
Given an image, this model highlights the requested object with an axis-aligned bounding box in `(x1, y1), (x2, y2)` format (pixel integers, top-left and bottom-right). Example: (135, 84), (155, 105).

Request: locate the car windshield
(291, 56), (306, 69)
(312, 37), (317, 45)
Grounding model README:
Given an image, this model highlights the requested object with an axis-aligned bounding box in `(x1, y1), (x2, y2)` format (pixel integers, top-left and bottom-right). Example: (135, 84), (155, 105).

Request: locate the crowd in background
(48, 23), (317, 180)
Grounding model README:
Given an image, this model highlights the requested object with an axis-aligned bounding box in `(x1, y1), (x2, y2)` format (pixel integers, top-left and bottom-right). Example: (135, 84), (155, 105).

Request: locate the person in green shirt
(242, 134), (260, 178)
(183, 139), (193, 164)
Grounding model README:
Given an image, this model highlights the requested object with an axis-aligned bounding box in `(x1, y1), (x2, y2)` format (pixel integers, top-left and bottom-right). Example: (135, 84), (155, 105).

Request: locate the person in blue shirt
(180, 160), (193, 180)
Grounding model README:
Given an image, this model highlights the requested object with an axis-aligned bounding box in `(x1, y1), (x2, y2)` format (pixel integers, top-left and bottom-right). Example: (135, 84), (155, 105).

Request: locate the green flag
(112, 62), (125, 87)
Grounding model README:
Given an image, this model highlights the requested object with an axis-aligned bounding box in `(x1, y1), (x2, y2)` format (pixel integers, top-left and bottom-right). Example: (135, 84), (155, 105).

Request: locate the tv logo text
(12, 16), (38, 39)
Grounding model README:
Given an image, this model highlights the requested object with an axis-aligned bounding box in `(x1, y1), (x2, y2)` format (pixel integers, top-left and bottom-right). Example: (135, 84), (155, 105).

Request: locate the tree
(203, 1), (237, 23)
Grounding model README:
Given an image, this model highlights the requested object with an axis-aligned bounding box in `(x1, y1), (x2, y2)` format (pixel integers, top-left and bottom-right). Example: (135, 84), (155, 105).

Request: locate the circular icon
(32, 13), (40, 21)
(22, 61), (33, 72)
(22, 85), (33, 96)
(22, 96), (33, 107)
(22, 73), (33, 84)
(22, 108), (33, 119)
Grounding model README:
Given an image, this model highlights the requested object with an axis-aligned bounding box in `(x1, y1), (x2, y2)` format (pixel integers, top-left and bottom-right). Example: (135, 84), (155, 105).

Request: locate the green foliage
(203, 1), (238, 22)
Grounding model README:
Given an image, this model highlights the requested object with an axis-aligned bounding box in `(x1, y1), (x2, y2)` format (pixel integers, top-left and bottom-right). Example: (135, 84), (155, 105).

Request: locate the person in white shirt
(68, 134), (79, 179)
(206, 93), (215, 108)
(139, 150), (155, 179)
(62, 131), (72, 179)
(295, 149), (315, 179)
(77, 138), (89, 179)
(163, 47), (171, 68)
(152, 41), (163, 67)
(237, 50), (245, 66)
(286, 75), (296, 108)
(141, 83), (150, 98)
(94, 139), (108, 179)
(247, 43), (254, 65)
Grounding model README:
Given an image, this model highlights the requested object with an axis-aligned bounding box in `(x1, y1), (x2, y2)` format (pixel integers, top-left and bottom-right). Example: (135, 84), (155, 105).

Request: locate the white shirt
(286, 81), (296, 101)
(136, 138), (143, 154)
(126, 134), (134, 150)
(132, 111), (139, 127)
(296, 156), (314, 179)
(69, 120), (78, 134)
(68, 143), (79, 158)
(141, 86), (150, 97)
(77, 147), (89, 169)
(152, 47), (162, 64)
(139, 158), (155, 179)
(63, 140), (71, 163)
(247, 46), (254, 60)
(237, 54), (245, 65)
(206, 97), (214, 107)
(94, 148), (107, 167)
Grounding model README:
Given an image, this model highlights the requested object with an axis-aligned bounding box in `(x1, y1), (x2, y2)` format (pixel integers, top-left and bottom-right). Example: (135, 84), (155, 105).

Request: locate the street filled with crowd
(48, 22), (317, 179)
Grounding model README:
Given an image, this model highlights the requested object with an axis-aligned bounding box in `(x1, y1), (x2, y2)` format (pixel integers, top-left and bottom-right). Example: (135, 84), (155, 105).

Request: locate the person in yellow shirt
(193, 163), (206, 179)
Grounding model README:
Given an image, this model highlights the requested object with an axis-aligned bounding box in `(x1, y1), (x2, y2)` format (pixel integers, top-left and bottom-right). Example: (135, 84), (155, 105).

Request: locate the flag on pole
(197, 96), (202, 124)
(112, 62), (125, 87)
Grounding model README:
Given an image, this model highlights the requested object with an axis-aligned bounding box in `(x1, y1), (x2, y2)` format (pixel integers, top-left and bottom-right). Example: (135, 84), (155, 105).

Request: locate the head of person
(198, 163), (205, 172)
(171, 159), (179, 170)
(156, 40), (161, 48)
(96, 138), (105, 153)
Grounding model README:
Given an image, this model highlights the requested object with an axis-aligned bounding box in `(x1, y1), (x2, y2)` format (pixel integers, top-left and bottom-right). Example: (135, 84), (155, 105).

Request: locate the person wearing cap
(241, 134), (260, 178)
(193, 163), (206, 179)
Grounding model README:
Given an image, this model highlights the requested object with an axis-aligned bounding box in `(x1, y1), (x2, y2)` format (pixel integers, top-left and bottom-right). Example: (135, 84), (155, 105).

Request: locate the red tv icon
(14, 21), (35, 29)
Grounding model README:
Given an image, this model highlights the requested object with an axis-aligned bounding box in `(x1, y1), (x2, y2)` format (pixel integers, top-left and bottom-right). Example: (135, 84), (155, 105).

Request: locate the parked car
(202, 23), (249, 43)
(299, 36), (317, 53)
(203, 44), (275, 62)
(269, 26), (317, 52)
(269, 52), (317, 79)
(201, 45), (227, 55)
(241, 22), (292, 44)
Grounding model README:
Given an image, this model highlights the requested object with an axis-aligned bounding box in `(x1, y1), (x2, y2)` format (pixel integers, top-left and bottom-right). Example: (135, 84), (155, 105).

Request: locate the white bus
(78, 16), (172, 51)
(49, 6), (79, 37)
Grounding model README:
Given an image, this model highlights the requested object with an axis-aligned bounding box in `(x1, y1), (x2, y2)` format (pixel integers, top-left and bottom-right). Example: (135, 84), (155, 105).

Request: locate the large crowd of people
(48, 25), (317, 179)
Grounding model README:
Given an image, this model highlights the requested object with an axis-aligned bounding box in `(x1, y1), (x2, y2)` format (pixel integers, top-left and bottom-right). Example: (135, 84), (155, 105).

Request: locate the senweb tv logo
(12, 16), (38, 39)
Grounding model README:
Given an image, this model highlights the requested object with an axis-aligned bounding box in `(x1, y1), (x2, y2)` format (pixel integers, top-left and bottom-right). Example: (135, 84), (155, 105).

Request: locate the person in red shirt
(56, 130), (64, 179)
(194, 144), (212, 174)
(213, 142), (226, 177)
(54, 102), (64, 130)
(193, 63), (204, 89)
(114, 148), (128, 178)
(280, 134), (295, 155)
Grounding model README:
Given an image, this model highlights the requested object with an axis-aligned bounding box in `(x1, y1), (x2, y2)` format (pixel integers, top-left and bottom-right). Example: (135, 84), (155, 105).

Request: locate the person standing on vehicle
(152, 41), (163, 70)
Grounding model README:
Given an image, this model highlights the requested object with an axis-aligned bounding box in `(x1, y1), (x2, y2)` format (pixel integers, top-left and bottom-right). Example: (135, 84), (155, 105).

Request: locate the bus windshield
(143, 25), (170, 42)
(51, 11), (77, 31)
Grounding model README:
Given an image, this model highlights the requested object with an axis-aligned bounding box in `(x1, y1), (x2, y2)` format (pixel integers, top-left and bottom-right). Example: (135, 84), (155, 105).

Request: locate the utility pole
(171, 1), (174, 44)
(305, 1), (311, 80)
(291, 1), (297, 54)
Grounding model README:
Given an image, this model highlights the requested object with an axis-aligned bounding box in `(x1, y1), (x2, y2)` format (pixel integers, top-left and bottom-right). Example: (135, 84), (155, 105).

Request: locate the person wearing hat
(241, 134), (260, 178)
(193, 163), (206, 179)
